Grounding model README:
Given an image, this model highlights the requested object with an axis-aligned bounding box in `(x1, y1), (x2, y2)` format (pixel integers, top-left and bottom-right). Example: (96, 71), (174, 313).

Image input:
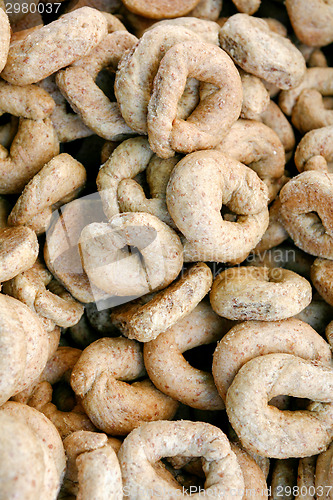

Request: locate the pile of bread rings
(0, 0), (333, 498)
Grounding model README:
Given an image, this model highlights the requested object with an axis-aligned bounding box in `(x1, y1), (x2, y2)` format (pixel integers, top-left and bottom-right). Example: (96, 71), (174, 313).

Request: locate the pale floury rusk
(144, 16), (220, 44)
(0, 7), (10, 73)
(147, 40), (242, 158)
(0, 80), (55, 120)
(0, 226), (38, 282)
(295, 125), (333, 173)
(118, 420), (245, 499)
(1, 8), (108, 85)
(295, 456), (317, 500)
(122, 0), (201, 19)
(110, 262), (213, 342)
(57, 31), (138, 141)
(226, 353), (333, 458)
(0, 403), (66, 500)
(70, 337), (178, 435)
(63, 431), (122, 500)
(166, 150), (269, 263)
(286, 0), (333, 47)
(239, 70), (270, 120)
(314, 442), (333, 498)
(311, 258), (333, 307)
(251, 199), (289, 255)
(210, 267), (312, 321)
(144, 301), (232, 411)
(279, 171), (333, 260)
(212, 318), (332, 403)
(79, 212), (183, 296)
(219, 14), (306, 89)
(0, 294), (49, 405)
(291, 89), (333, 134)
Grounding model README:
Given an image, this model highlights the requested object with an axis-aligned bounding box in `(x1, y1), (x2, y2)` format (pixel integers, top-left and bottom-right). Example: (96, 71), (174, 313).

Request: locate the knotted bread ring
(210, 267), (312, 321)
(56, 31), (138, 141)
(144, 301), (231, 411)
(166, 150), (269, 263)
(213, 318), (332, 404)
(119, 420), (245, 499)
(226, 353), (333, 458)
(294, 125), (333, 173)
(70, 337), (179, 435)
(79, 212), (183, 296)
(147, 39), (242, 158)
(279, 171), (333, 259)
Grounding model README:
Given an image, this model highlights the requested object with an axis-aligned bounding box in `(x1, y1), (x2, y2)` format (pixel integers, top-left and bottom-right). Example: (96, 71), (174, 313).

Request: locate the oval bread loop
(226, 353), (333, 458)
(311, 258), (333, 307)
(0, 226), (38, 282)
(118, 420), (245, 499)
(286, 0), (333, 47)
(219, 14), (306, 90)
(209, 266), (312, 321)
(292, 89), (333, 134)
(1, 7), (108, 85)
(212, 318), (332, 403)
(279, 171), (333, 259)
(295, 125), (333, 174)
(166, 150), (269, 263)
(147, 40), (242, 158)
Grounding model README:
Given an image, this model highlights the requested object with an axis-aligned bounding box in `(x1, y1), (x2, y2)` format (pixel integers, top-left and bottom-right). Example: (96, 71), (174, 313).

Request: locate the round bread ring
(115, 25), (203, 133)
(215, 119), (285, 202)
(71, 337), (178, 435)
(311, 258), (333, 307)
(226, 353), (333, 458)
(1, 7), (108, 85)
(212, 318), (332, 403)
(295, 125), (333, 174)
(166, 150), (269, 264)
(118, 420), (245, 499)
(79, 212), (183, 297)
(219, 14), (306, 90)
(239, 70), (270, 120)
(285, 0), (333, 47)
(279, 171), (333, 259)
(110, 262), (213, 342)
(147, 40), (242, 158)
(56, 31), (137, 141)
(0, 118), (59, 194)
(279, 68), (333, 116)
(292, 89), (333, 134)
(209, 266), (312, 321)
(143, 301), (231, 411)
(121, 0), (201, 18)
(0, 8), (10, 72)
(0, 80), (55, 120)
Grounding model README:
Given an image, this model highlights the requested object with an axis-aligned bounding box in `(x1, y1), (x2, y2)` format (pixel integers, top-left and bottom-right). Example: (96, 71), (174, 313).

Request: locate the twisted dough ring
(219, 14), (306, 90)
(56, 31), (137, 141)
(213, 318), (332, 404)
(166, 150), (269, 263)
(285, 0), (333, 47)
(0, 294), (49, 405)
(0, 403), (66, 500)
(115, 25), (205, 133)
(70, 337), (178, 435)
(0, 226), (38, 282)
(311, 258), (333, 307)
(0, 118), (59, 194)
(147, 40), (242, 158)
(295, 125), (333, 174)
(63, 431), (122, 500)
(215, 119), (285, 202)
(143, 301), (231, 411)
(110, 262), (213, 342)
(291, 89), (333, 134)
(279, 171), (333, 259)
(210, 267), (312, 321)
(0, 80), (55, 120)
(8, 153), (87, 234)
(79, 212), (183, 297)
(118, 420), (245, 499)
(226, 353), (333, 458)
(3, 261), (84, 330)
(1, 7), (108, 85)
(279, 68), (333, 116)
